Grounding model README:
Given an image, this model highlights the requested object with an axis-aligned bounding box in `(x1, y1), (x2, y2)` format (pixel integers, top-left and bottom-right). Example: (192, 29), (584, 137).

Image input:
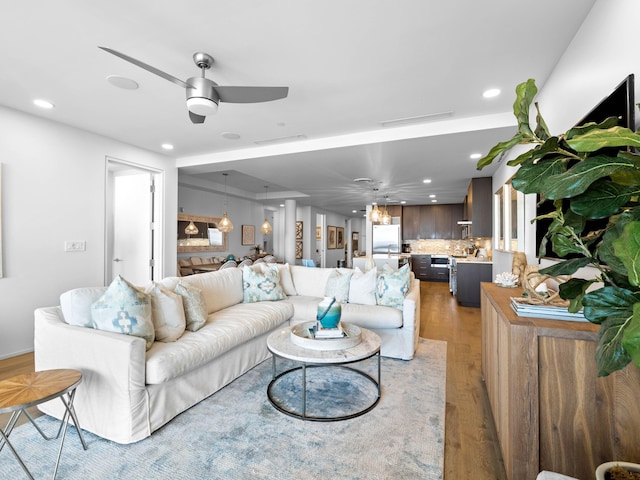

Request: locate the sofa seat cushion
(145, 300), (293, 384)
(286, 295), (403, 329)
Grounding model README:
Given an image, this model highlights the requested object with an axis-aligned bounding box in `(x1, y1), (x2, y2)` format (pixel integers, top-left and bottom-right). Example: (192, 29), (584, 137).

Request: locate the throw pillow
(325, 269), (352, 303)
(90, 275), (155, 350)
(144, 282), (186, 342)
(242, 265), (286, 303)
(348, 267), (377, 305)
(375, 264), (411, 309)
(174, 281), (208, 332)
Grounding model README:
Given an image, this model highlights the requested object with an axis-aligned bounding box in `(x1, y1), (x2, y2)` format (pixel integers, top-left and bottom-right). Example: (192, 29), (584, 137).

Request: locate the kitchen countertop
(453, 257), (492, 264)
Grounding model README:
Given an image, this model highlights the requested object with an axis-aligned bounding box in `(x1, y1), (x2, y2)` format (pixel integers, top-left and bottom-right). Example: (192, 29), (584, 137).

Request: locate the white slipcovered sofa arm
(400, 276), (421, 359)
(34, 306), (150, 444)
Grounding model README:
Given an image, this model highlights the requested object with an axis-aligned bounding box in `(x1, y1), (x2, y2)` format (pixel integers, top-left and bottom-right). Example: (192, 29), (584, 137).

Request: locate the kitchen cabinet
(410, 254), (430, 280)
(465, 177), (492, 238)
(402, 204), (464, 240)
(481, 283), (640, 480)
(455, 261), (492, 306)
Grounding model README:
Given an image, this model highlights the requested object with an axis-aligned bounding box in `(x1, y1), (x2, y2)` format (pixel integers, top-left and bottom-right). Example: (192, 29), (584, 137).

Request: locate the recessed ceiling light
(352, 210), (357, 213)
(221, 132), (241, 140)
(106, 75), (139, 90)
(33, 99), (54, 109)
(423, 179), (432, 184)
(429, 194), (436, 198)
(483, 88), (501, 98)
(470, 153), (482, 159)
(400, 200), (406, 204)
(431, 199), (438, 203)
(279, 204), (285, 207)
(161, 143), (174, 150)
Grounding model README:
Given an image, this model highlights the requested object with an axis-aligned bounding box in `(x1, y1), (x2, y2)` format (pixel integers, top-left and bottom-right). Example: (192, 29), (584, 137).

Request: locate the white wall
(0, 106), (177, 359)
(492, 0), (639, 274)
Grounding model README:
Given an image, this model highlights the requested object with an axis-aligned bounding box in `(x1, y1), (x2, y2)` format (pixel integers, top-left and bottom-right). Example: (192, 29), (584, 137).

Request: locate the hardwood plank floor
(0, 281), (508, 479)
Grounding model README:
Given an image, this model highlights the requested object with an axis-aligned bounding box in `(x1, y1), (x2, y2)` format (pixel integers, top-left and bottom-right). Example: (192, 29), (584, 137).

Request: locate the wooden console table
(480, 282), (640, 480)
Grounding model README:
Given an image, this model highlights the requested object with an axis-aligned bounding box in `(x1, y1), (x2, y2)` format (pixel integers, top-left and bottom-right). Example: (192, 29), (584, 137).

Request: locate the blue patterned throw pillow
(242, 265), (286, 303)
(375, 264), (411, 309)
(90, 275), (155, 349)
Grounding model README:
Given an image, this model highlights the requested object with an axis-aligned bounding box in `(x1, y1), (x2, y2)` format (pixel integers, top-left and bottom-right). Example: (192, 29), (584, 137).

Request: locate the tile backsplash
(409, 238), (492, 257)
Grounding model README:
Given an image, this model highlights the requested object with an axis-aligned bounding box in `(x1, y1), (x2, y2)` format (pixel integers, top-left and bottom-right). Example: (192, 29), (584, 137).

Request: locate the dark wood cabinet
(455, 261), (492, 306)
(402, 204), (464, 240)
(466, 177), (493, 238)
(411, 254), (430, 280)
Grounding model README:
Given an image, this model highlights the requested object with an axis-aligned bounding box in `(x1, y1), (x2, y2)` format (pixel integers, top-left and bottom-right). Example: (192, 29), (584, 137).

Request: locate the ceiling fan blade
(214, 86), (289, 104)
(189, 111), (206, 124)
(99, 47), (190, 89)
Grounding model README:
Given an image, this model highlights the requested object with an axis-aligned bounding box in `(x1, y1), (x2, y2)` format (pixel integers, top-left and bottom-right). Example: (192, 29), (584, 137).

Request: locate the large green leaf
(596, 314), (632, 376)
(533, 102), (550, 141)
(565, 116), (622, 140)
(551, 233), (584, 257)
(506, 136), (561, 167)
(570, 179), (635, 219)
(622, 303), (640, 370)
(582, 286), (638, 323)
(476, 133), (526, 170)
(566, 126), (640, 152)
(539, 257), (592, 276)
(544, 155), (638, 200)
(613, 221), (640, 286)
(597, 209), (640, 277)
(511, 156), (566, 194)
(514, 79), (537, 138)
(558, 278), (594, 313)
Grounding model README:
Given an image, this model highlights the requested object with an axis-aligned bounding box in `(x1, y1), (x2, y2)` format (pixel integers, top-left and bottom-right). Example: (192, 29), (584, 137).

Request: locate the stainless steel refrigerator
(372, 224), (401, 254)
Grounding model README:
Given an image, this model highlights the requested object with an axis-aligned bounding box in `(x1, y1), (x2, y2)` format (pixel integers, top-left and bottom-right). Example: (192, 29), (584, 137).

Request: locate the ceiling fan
(99, 47), (289, 124)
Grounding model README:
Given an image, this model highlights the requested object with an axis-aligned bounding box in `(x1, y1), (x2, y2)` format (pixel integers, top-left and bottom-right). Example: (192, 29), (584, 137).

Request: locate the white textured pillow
(348, 267), (377, 305)
(174, 281), (208, 332)
(144, 282), (186, 342)
(325, 269), (352, 303)
(60, 286), (108, 327)
(90, 276), (155, 350)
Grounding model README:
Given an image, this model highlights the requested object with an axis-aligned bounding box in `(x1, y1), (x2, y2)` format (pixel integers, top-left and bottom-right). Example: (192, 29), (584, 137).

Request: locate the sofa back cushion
(179, 268), (243, 314)
(289, 265), (334, 297)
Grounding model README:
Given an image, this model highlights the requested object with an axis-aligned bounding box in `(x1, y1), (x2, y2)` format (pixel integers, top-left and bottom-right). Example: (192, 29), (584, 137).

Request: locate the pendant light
(380, 195), (392, 225)
(184, 221), (199, 235)
(260, 186), (273, 234)
(369, 186), (382, 223)
(218, 173), (234, 233)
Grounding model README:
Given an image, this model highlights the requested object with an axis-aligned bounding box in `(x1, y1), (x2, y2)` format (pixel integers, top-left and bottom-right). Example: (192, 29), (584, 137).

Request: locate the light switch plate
(64, 241), (86, 252)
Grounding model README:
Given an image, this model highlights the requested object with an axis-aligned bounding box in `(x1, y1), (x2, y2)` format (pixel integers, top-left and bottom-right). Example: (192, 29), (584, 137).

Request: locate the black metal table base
(267, 352), (381, 422)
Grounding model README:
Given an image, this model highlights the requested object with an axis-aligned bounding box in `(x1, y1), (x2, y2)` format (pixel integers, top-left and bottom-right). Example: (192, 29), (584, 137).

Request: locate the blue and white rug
(0, 338), (446, 480)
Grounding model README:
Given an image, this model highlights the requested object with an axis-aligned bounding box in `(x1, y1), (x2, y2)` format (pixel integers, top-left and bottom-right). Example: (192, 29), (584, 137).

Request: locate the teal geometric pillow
(174, 281), (208, 332)
(90, 275), (155, 349)
(242, 265), (286, 303)
(375, 264), (411, 309)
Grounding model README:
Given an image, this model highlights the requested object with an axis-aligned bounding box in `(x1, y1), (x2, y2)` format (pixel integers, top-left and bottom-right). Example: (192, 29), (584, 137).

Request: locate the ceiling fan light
(187, 97), (218, 116)
(218, 212), (233, 233)
(260, 219), (273, 234)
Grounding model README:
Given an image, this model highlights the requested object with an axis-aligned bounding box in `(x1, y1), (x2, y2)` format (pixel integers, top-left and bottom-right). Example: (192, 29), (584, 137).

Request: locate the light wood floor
(0, 280), (507, 479)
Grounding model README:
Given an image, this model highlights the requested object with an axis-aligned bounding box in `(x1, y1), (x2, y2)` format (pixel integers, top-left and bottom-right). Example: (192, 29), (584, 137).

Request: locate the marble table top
(267, 324), (381, 364)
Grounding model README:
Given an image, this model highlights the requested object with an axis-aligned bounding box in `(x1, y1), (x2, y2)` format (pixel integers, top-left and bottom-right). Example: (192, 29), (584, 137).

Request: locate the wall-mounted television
(535, 74), (635, 259)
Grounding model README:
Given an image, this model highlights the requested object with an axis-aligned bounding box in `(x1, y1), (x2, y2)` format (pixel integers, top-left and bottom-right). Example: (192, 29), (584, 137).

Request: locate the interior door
(106, 159), (161, 285)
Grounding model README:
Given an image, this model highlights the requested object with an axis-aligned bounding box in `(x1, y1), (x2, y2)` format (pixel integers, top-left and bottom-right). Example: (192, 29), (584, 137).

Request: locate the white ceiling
(1, 0), (596, 216)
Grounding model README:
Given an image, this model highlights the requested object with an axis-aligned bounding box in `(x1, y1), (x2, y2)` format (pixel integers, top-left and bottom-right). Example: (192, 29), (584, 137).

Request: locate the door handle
(113, 258), (123, 262)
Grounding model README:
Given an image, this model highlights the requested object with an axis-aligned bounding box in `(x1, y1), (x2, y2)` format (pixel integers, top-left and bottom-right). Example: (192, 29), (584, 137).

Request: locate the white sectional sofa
(34, 264), (420, 444)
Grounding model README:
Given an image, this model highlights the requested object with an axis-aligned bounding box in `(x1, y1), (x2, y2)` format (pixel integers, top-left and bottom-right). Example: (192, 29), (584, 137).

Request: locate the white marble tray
(290, 322), (362, 351)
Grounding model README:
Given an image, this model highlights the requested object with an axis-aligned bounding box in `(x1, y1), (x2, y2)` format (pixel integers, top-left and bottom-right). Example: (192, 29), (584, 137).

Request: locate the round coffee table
(266, 323), (381, 421)
(0, 369), (88, 480)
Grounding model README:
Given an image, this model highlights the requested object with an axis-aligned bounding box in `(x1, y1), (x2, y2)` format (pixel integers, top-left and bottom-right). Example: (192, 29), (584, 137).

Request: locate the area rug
(0, 338), (446, 480)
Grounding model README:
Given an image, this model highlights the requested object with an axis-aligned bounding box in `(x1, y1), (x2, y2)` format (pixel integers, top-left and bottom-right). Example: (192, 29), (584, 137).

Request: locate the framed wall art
(327, 226), (337, 249)
(296, 240), (303, 259)
(296, 221), (303, 239)
(316, 226), (321, 240)
(336, 227), (344, 249)
(241, 225), (255, 245)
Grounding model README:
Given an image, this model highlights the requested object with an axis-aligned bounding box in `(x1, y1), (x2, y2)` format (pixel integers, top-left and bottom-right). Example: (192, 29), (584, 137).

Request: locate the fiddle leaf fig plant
(478, 79), (640, 376)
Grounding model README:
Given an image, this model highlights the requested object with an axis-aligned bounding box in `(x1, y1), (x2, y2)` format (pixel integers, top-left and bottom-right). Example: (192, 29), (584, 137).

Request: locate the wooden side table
(0, 369), (88, 480)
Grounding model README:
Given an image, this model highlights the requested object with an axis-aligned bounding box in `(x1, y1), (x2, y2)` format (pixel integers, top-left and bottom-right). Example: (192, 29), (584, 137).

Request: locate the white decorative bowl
(595, 461), (640, 480)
